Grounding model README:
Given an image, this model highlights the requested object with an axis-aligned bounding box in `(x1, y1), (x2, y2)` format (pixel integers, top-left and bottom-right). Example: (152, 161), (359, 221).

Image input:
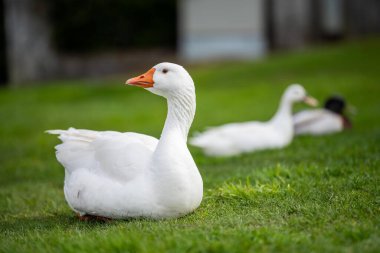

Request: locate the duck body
(293, 109), (343, 135)
(190, 84), (317, 156)
(293, 96), (351, 136)
(48, 63), (203, 219)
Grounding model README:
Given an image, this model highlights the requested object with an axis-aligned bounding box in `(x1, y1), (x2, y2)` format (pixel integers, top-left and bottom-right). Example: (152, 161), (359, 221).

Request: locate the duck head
(324, 96), (346, 114)
(126, 62), (195, 98)
(283, 84), (318, 106)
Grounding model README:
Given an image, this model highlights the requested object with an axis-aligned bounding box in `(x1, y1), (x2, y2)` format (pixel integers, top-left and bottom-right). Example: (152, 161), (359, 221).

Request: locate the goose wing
(47, 128), (158, 182)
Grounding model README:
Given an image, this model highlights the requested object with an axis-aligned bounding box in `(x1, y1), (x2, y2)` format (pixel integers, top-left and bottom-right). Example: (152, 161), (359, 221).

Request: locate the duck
(190, 84), (318, 157)
(293, 95), (352, 135)
(47, 62), (203, 220)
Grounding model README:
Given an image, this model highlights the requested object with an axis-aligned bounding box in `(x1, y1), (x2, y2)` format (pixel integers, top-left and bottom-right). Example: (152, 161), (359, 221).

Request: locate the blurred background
(0, 0), (379, 86)
(1, 3), (380, 251)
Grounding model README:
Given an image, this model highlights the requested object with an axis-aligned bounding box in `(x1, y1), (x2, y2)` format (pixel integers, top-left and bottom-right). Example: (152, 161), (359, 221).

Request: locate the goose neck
(272, 97), (293, 124)
(161, 90), (196, 141)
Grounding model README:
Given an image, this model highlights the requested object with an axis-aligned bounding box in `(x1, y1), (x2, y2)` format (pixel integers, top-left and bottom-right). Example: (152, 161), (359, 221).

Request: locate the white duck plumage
(47, 62), (203, 219)
(293, 96), (351, 135)
(190, 84), (317, 157)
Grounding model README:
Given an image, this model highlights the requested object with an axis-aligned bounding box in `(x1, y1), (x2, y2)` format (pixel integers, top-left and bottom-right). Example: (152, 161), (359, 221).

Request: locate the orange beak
(303, 96), (319, 107)
(126, 68), (155, 88)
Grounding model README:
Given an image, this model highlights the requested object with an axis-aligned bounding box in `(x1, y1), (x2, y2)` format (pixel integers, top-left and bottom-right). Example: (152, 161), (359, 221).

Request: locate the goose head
(126, 62), (194, 99)
(283, 84), (318, 106)
(126, 62), (196, 138)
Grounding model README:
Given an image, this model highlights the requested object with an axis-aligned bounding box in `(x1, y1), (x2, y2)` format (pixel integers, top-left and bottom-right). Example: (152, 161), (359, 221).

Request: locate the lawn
(0, 38), (379, 253)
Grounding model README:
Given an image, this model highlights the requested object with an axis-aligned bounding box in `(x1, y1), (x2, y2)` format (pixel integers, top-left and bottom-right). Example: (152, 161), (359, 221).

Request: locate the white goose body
(190, 84), (317, 156)
(47, 63), (203, 219)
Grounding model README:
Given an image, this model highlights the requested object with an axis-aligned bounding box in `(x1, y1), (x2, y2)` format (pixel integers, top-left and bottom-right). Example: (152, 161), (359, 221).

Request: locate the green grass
(1, 38), (379, 253)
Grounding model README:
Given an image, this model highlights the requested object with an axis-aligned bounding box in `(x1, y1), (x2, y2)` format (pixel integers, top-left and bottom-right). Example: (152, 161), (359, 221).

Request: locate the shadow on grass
(0, 213), (127, 235)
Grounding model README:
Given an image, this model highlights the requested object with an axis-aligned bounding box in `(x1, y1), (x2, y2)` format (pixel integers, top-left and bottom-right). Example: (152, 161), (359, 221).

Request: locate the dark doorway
(264, 0), (275, 51)
(48, 0), (177, 54)
(0, 0), (7, 85)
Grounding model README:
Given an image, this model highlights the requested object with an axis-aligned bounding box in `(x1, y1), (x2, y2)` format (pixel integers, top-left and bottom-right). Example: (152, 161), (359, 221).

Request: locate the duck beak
(303, 96), (318, 107)
(126, 68), (155, 88)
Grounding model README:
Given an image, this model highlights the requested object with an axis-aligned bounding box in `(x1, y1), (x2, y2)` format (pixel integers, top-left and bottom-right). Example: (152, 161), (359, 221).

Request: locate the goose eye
(162, 69), (168, 74)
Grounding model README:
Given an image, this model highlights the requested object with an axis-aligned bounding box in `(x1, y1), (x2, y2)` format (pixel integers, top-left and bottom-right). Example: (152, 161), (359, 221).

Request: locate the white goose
(190, 84), (317, 157)
(293, 95), (352, 135)
(47, 62), (203, 220)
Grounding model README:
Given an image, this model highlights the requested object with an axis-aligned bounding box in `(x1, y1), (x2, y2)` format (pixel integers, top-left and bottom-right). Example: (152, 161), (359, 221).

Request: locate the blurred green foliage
(47, 0), (176, 53)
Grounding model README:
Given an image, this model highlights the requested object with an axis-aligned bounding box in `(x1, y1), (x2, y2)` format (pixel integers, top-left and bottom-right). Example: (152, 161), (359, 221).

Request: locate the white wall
(179, 0), (266, 61)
